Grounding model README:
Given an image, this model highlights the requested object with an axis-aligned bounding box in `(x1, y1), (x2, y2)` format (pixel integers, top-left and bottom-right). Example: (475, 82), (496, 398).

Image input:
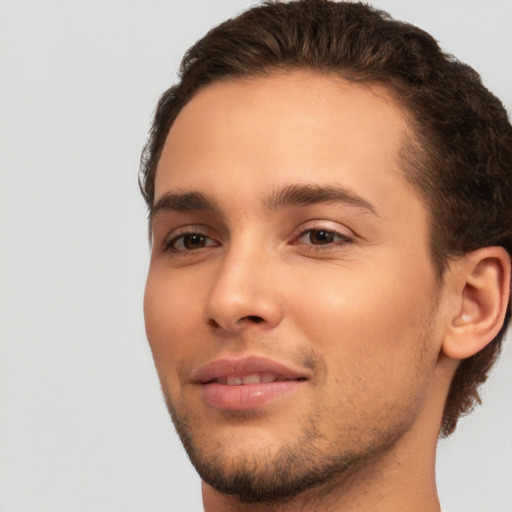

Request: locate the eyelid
(289, 221), (357, 253)
(161, 225), (220, 252)
(295, 229), (353, 243)
(291, 220), (355, 241)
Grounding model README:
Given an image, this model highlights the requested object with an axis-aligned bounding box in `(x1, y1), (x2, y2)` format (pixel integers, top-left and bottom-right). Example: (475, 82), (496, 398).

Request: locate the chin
(165, 390), (407, 505)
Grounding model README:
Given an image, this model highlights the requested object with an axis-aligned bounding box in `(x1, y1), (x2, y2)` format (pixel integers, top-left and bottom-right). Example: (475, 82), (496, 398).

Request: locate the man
(140, 1), (512, 510)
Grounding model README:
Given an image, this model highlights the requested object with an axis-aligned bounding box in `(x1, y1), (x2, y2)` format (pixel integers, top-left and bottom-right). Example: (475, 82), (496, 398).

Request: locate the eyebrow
(265, 183), (379, 216)
(150, 191), (220, 220)
(150, 183), (378, 221)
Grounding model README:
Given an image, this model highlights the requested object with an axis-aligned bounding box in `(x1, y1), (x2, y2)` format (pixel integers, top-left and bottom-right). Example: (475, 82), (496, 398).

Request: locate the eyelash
(292, 227), (355, 252)
(162, 226), (355, 255)
(163, 229), (220, 254)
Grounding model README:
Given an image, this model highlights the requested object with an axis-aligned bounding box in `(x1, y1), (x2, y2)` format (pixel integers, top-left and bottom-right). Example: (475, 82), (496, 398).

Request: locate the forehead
(155, 70), (413, 212)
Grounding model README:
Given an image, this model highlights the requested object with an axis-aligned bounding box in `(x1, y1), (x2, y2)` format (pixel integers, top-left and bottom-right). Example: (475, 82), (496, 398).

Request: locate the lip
(193, 355), (309, 411)
(193, 355), (309, 383)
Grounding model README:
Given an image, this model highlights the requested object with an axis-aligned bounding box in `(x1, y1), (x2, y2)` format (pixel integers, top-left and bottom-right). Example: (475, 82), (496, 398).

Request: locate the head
(140, 0), (512, 505)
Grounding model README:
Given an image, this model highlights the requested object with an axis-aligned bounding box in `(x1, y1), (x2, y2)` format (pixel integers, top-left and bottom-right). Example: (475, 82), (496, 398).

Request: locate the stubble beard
(163, 388), (411, 505)
(160, 315), (439, 506)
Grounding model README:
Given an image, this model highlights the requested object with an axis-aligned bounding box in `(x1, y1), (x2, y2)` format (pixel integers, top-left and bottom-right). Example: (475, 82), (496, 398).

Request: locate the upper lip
(193, 355), (310, 384)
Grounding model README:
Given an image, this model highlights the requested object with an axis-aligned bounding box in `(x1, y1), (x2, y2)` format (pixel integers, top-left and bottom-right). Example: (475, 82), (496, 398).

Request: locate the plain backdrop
(1, 1), (511, 511)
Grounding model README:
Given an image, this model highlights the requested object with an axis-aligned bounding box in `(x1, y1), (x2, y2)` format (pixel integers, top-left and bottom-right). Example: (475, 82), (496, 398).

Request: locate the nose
(203, 247), (284, 334)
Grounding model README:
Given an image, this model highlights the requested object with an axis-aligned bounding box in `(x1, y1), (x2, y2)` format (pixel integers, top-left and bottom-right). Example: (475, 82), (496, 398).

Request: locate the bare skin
(144, 71), (509, 512)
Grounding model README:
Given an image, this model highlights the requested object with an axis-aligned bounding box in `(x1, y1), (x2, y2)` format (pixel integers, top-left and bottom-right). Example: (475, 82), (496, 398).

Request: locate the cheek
(143, 269), (204, 377)
(289, 259), (438, 385)
(289, 270), (439, 436)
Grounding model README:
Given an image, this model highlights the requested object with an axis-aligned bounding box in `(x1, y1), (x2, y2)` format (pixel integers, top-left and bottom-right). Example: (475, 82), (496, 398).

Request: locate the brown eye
(308, 230), (335, 244)
(182, 233), (207, 250)
(294, 228), (354, 249)
(167, 232), (218, 252)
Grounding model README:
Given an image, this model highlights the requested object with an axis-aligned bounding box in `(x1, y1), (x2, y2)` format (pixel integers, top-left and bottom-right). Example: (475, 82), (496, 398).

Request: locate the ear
(442, 247), (511, 360)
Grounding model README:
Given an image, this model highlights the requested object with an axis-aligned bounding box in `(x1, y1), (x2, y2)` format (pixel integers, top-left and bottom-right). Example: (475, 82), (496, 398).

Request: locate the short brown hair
(139, 0), (512, 436)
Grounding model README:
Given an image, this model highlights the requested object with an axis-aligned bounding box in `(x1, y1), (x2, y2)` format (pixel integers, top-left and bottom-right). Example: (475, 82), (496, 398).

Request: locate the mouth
(194, 356), (309, 410)
(207, 373), (307, 385)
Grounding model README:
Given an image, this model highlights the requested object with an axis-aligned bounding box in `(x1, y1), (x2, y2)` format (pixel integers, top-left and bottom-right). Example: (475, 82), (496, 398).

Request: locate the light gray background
(1, 1), (511, 511)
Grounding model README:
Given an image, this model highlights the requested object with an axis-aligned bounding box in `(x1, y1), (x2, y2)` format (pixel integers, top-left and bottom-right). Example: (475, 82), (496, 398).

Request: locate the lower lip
(201, 381), (304, 410)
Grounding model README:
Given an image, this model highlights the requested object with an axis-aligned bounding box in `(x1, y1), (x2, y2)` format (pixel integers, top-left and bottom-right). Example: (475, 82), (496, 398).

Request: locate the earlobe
(442, 247), (511, 360)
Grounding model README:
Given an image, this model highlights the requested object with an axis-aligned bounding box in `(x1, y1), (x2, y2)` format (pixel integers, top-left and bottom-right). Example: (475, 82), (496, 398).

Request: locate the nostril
(207, 315), (265, 331)
(208, 319), (220, 328)
(241, 315), (264, 323)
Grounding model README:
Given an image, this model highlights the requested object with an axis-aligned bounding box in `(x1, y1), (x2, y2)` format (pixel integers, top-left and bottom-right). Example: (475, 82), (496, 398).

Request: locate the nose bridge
(203, 234), (282, 332)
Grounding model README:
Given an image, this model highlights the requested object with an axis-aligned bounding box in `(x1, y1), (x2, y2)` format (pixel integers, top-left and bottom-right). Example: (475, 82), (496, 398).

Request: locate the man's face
(144, 71), (447, 502)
